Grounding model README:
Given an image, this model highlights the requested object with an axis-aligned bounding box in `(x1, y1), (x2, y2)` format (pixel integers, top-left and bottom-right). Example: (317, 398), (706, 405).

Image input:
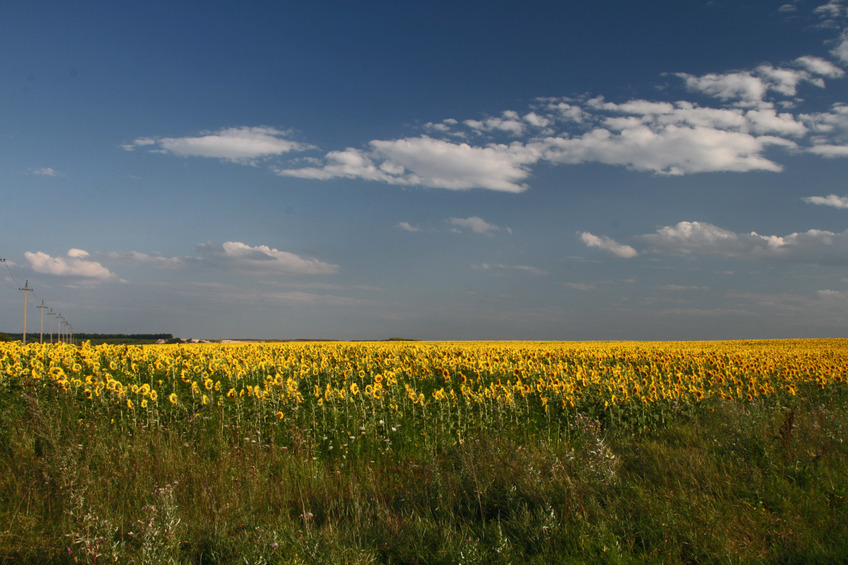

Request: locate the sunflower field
(1, 339), (847, 563)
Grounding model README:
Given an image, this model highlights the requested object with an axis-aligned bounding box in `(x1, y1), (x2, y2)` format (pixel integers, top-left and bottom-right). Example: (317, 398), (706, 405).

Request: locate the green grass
(1, 384), (847, 563)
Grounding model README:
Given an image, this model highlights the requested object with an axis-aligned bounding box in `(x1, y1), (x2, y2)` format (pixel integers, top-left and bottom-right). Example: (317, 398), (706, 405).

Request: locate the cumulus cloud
(262, 291), (366, 306)
(675, 61), (835, 106)
(804, 102), (848, 154)
(640, 220), (848, 265)
(194, 241), (338, 274)
(814, 0), (846, 19)
(472, 263), (547, 275)
(803, 194), (848, 208)
(97, 242), (338, 276)
(833, 30), (848, 64)
(818, 288), (847, 298)
(809, 143), (848, 156)
(795, 55), (845, 78)
(122, 127), (311, 163)
(578, 232), (638, 258)
(100, 250), (185, 268)
(449, 216), (500, 235)
(659, 284), (710, 291)
(126, 12), (848, 190)
(539, 124), (787, 175)
(24, 249), (117, 280)
(676, 71), (768, 105)
(279, 136), (535, 192)
(30, 167), (62, 176)
(397, 221), (422, 232)
(564, 282), (596, 291)
(464, 110), (527, 136)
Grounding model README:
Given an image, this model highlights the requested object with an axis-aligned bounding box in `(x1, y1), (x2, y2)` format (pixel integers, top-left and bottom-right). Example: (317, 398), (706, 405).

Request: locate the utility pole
(47, 309), (55, 343)
(57, 314), (63, 343)
(19, 281), (33, 345)
(37, 300), (47, 344)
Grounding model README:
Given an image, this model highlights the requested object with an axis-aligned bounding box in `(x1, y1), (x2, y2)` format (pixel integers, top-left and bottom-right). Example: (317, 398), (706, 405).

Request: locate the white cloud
(127, 19), (848, 189)
(122, 127), (311, 163)
(262, 291), (366, 306)
(744, 108), (808, 136)
(659, 284), (710, 291)
(372, 137), (536, 191)
(815, 0), (847, 20)
(523, 112), (551, 128)
(464, 110), (527, 135)
(472, 263), (547, 275)
(100, 250), (185, 268)
(676, 71), (768, 105)
(397, 221), (422, 232)
(833, 30), (848, 64)
(808, 143), (848, 156)
(538, 124), (785, 175)
(100, 242), (338, 276)
(524, 95), (805, 174)
(449, 216), (499, 235)
(564, 282), (596, 291)
(676, 59), (841, 107)
(818, 289), (848, 298)
(803, 103), (848, 154)
(536, 98), (588, 123)
(804, 102), (848, 134)
(803, 194), (848, 208)
(795, 55), (846, 78)
(194, 241), (338, 274)
(757, 64), (822, 96)
(641, 220), (848, 265)
(30, 167), (62, 176)
(578, 232), (638, 258)
(280, 136), (536, 192)
(24, 249), (117, 280)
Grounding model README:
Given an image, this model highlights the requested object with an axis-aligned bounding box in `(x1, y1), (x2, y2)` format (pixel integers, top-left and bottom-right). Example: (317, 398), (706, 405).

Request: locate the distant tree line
(0, 333), (177, 345)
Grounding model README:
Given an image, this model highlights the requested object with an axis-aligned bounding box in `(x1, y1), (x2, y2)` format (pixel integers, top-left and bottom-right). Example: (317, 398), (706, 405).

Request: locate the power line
(1, 252), (81, 343)
(0, 258), (16, 292)
(2, 258), (21, 290)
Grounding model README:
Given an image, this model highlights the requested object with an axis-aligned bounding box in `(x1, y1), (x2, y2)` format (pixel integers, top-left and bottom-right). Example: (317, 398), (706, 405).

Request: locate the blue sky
(3, 1), (848, 340)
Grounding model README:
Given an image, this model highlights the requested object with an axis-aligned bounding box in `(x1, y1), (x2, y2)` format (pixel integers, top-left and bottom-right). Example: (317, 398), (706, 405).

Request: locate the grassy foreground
(0, 340), (847, 563)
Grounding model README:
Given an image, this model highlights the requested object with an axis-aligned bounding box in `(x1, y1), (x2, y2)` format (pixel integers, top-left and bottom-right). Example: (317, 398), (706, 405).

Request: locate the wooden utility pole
(47, 309), (55, 343)
(37, 300), (47, 344)
(19, 281), (33, 344)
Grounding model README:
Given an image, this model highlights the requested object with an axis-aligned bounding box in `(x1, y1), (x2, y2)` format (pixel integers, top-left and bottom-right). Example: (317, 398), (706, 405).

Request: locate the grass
(1, 380), (847, 564)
